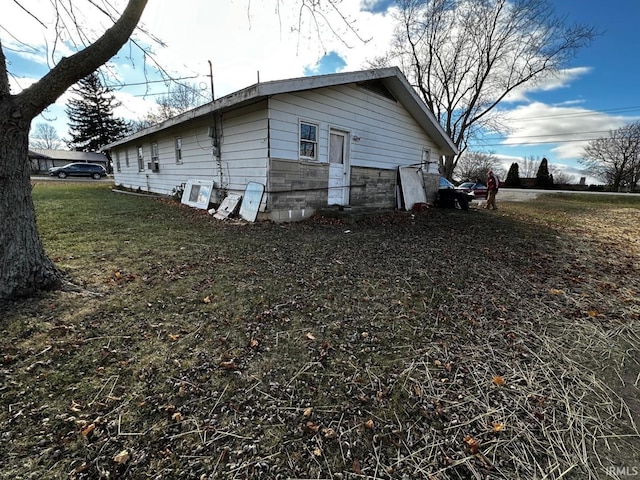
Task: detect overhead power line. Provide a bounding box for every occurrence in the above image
[104,75,203,88]
[479,137,603,147]
[504,105,640,122]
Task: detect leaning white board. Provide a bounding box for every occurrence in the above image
[398,167,427,210]
[181,179,214,209]
[213,193,242,220]
[239,182,265,222]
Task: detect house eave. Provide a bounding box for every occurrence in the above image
[103,67,458,156]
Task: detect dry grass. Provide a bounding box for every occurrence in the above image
[0,184,638,479]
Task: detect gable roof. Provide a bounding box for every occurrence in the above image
[29,149,108,162]
[104,67,458,155]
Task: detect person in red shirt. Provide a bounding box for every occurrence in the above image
[486,170,499,210]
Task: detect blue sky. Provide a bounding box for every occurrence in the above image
[3,0,638,183]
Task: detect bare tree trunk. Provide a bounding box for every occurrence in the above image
[0,0,148,301]
[0,109,62,299]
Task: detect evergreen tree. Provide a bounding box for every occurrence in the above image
[505,162,521,187]
[66,72,129,152]
[535,157,552,188]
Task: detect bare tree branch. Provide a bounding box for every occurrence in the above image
[387,0,596,179]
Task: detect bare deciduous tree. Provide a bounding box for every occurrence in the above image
[133,83,211,130]
[580,122,640,191]
[520,155,543,178]
[454,151,500,183]
[380,0,595,180]
[30,122,63,149]
[0,0,148,301]
[548,164,576,185]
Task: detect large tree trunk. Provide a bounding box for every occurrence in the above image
[0,107,62,299]
[0,0,148,302]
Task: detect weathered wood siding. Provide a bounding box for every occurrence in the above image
[111,102,269,199]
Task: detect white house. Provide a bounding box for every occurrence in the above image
[104,67,457,221]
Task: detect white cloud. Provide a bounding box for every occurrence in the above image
[503,67,591,103]
[499,102,631,159]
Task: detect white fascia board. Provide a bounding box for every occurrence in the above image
[103,67,457,156]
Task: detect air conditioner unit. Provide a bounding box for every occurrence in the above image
[148,162,159,172]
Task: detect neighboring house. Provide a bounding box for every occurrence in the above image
[104,67,458,221]
[29,149,110,174]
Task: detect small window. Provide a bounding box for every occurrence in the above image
[300,122,318,160]
[151,142,159,163]
[115,152,121,173]
[421,149,433,173]
[175,137,182,164]
[137,146,144,172]
[125,149,130,168]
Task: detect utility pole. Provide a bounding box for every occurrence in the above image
[208,60,215,101]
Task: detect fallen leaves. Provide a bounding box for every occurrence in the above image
[463,435,480,454]
[113,450,130,464]
[492,375,506,386]
[219,359,238,370]
[80,423,95,437]
[491,422,505,433]
[305,421,320,433]
[5,197,639,480]
[321,427,337,439]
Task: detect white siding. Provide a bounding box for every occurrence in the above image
[268,84,441,170]
[112,102,269,197]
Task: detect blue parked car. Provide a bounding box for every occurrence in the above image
[49,163,107,180]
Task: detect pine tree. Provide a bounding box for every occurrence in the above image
[66,72,129,152]
[505,162,521,187]
[535,157,552,188]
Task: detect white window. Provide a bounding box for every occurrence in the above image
[175,137,182,164]
[125,149,130,168]
[137,146,144,172]
[299,122,318,160]
[115,152,121,173]
[421,149,435,174]
[151,142,159,163]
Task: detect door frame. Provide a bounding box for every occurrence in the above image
[327,127,351,206]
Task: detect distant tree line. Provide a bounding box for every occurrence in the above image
[454,153,574,189]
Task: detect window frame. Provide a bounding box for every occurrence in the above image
[421,148,435,174]
[151,142,159,163]
[137,146,144,172]
[175,137,183,164]
[124,149,130,168]
[299,121,319,161]
[115,151,121,173]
